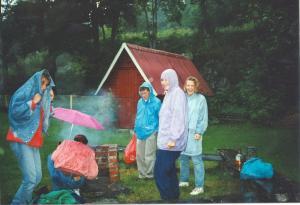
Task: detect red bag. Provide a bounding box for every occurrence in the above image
[124,134,137,164]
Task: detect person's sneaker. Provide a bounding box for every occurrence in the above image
[138,174,146,179]
[73,188,80,196]
[179,182,189,187]
[145,176,154,180]
[190,187,204,195]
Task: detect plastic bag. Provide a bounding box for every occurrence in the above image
[240,157,274,180]
[124,134,137,164]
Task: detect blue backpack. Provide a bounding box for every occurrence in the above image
[240,157,274,180]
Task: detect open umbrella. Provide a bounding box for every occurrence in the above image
[52,107,104,138]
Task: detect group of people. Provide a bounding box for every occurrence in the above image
[6,68,208,204]
[134,68,208,201]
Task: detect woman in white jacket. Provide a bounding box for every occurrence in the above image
[179,76,208,196]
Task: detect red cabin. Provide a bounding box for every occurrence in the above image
[95,43,213,128]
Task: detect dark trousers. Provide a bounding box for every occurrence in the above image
[154,149,181,201]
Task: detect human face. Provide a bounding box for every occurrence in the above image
[161,79,169,92]
[41,77,50,92]
[185,80,196,96]
[140,89,150,100]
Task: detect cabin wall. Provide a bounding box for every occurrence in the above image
[103,52,144,128]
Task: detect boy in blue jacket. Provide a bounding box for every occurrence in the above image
[134,82,161,179]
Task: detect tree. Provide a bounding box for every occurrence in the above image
[137,0,185,48]
[0,0,14,94]
[91,0,136,43]
[0,0,5,94]
[192,0,298,122]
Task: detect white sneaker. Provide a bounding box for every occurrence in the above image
[190,187,204,195]
[179,182,189,187]
[73,188,80,196]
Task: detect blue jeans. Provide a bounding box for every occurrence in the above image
[179,154,204,188]
[154,149,181,201]
[10,142,42,205]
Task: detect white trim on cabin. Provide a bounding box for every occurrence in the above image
[94,43,126,95]
[94,43,158,96]
[123,44,158,96]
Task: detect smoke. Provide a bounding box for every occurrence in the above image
[51,90,121,146]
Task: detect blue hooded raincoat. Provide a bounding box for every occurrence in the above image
[134,82,161,140]
[181,93,208,156]
[8,69,55,143]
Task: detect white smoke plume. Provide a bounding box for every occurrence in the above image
[50,91,127,146]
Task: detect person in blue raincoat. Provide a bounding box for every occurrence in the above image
[179,76,208,196]
[6,69,55,205]
[134,82,161,179]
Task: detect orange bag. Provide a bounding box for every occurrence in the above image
[124,134,137,164]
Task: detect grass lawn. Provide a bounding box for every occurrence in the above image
[0,111,299,204]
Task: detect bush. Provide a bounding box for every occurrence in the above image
[17,50,49,76]
[5,50,49,94]
[55,53,87,94]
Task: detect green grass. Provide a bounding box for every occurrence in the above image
[204,123,300,181]
[0,111,299,204]
[116,161,240,203]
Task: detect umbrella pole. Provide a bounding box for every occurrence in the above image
[69,124,74,139]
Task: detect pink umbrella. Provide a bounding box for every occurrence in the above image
[53,107,104,138]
